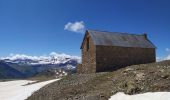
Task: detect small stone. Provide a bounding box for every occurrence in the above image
[125,68,134,71]
[161,75,169,79]
[135,72,145,81]
[100,94,105,98]
[159,69,164,72]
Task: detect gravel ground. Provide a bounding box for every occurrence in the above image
[27,60,170,100]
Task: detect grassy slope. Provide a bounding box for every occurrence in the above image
[0,62,25,79]
[28,70,57,81]
[27,60,170,100]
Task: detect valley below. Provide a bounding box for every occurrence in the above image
[0,53,80,79]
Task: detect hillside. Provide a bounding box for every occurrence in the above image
[27,60,170,100]
[0,61,25,79]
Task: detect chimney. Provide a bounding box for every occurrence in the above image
[143,33,147,39]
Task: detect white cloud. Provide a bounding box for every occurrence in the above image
[1,54,39,60]
[164,54,170,60]
[165,48,170,52]
[0,52,81,61]
[156,57,162,62]
[157,54,170,62]
[155,55,170,62]
[64,21,85,33]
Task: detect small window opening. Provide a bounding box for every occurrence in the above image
[87,38,89,51]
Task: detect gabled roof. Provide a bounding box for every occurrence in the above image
[81,30,156,49]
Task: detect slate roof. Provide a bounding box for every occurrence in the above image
[81,30,156,49]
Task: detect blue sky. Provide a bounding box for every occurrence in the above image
[0,0,170,59]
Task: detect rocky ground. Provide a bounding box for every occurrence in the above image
[27,60,170,100]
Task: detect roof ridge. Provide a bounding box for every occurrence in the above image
[85,29,156,48]
[87,29,145,36]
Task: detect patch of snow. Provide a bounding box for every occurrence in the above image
[67,65,76,69]
[109,92,170,100]
[0,79,60,100]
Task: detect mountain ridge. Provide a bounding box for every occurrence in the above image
[0,52,81,65]
[0,61,25,79]
[0,52,81,79]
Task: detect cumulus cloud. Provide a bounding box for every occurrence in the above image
[2,54,39,60]
[64,21,85,33]
[156,48,170,62]
[0,52,81,61]
[165,48,170,52]
[164,54,170,60]
[156,57,162,62]
[157,54,170,62]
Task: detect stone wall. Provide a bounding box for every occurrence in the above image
[77,33,96,74]
[76,64,82,73]
[96,46,156,72]
[77,32,156,74]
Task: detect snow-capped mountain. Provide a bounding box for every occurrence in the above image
[0,52,81,79]
[0,52,81,65]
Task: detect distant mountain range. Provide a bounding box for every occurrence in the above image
[0,52,81,79]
